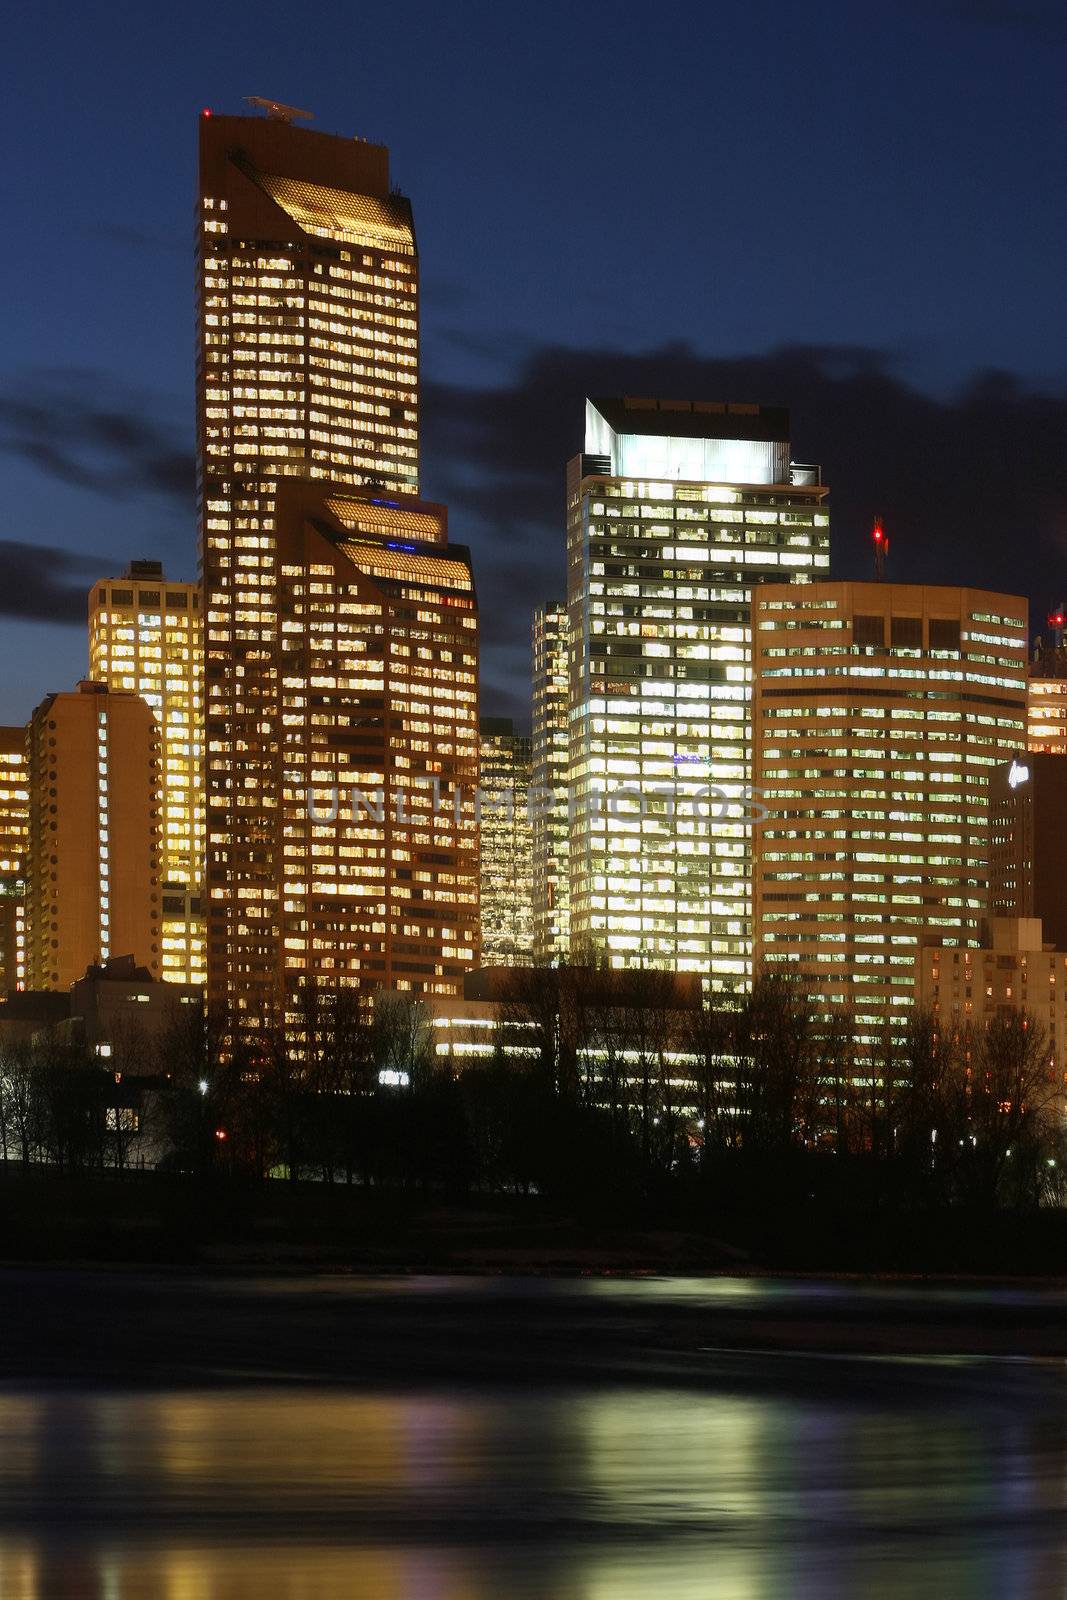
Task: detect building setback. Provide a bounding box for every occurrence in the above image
[752,582,1028,1036]
[990,751,1067,950]
[566,396,829,990]
[89,562,205,985]
[479,717,533,965]
[0,726,28,992]
[531,601,570,962]
[197,109,475,1035]
[25,682,161,991]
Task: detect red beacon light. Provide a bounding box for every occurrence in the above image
[201,108,213,118]
[871,517,889,579]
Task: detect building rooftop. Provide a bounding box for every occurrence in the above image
[588,395,790,443]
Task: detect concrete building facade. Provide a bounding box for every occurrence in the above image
[25,682,161,991]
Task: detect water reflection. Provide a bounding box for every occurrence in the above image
[0,1373,1065,1599]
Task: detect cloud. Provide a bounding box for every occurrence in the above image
[0,371,194,505]
[902,0,1064,32]
[0,540,116,623]
[85,222,185,255]
[424,339,1067,720]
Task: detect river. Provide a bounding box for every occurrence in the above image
[0,1272,1064,1597]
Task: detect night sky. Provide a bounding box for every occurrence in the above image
[4,0,1067,727]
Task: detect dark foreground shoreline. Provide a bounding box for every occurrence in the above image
[0,1168,1066,1381]
[2,1164,1067,1273]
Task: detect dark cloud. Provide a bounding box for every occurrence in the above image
[0,372,194,505]
[85,221,185,255]
[424,339,1067,722]
[0,540,116,623]
[903,0,1064,32]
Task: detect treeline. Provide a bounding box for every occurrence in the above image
[0,972,1063,1218]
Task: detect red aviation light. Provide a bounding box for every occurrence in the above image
[201,108,213,118]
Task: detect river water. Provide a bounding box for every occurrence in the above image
[0,1273,1064,1597]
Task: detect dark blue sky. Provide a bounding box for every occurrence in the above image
[3,0,1067,723]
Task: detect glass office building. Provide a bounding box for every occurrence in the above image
[566,396,829,990]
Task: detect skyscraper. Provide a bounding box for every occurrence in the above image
[989,750,1067,949]
[0,727,28,993]
[89,562,205,984]
[197,107,475,1034]
[566,397,829,989]
[479,716,533,965]
[751,582,1028,1036]
[1026,642,1067,754]
[531,601,570,963]
[25,682,161,991]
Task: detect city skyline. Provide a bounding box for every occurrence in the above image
[3,1,1067,727]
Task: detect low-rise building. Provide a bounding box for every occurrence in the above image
[918,917,1067,1069]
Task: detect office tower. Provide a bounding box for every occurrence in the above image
[89,562,205,985]
[918,918,1067,1072]
[566,396,829,990]
[752,582,1028,1037]
[1026,642,1067,753]
[0,727,28,992]
[531,602,570,962]
[197,107,474,1033]
[478,716,533,964]
[25,682,161,991]
[989,751,1067,948]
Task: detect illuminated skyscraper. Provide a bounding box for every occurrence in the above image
[531,602,570,962]
[89,562,204,985]
[197,107,475,1034]
[567,397,829,990]
[479,716,533,964]
[0,727,28,992]
[752,582,1028,1036]
[25,682,161,991]
[1026,641,1067,753]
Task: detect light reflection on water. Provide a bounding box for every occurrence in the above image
[0,1377,1065,1599]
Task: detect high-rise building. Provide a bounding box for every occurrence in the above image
[479,716,533,964]
[989,750,1067,949]
[566,396,829,990]
[752,582,1028,1036]
[89,562,205,985]
[1026,642,1067,754]
[0,727,28,992]
[25,682,161,991]
[197,108,475,1034]
[531,602,570,962]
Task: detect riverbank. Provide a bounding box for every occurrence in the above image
[0,1165,1066,1280]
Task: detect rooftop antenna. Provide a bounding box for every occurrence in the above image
[1047,601,1065,651]
[244,96,314,124]
[872,516,888,581]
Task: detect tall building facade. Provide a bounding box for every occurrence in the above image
[25,682,161,991]
[566,397,829,990]
[89,562,205,985]
[198,109,476,1034]
[989,751,1067,949]
[479,716,533,965]
[1026,643,1067,753]
[531,601,570,962]
[0,727,28,992]
[752,582,1028,1036]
